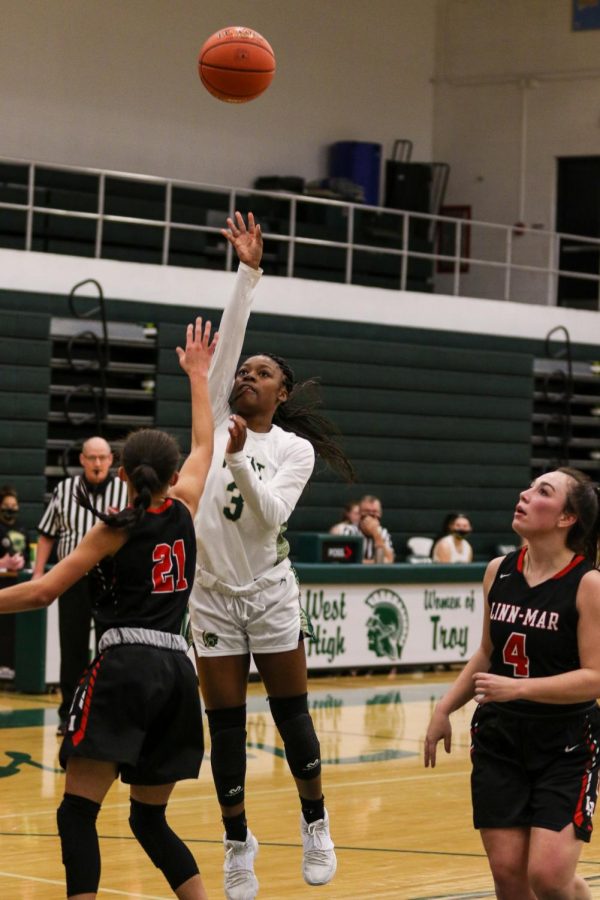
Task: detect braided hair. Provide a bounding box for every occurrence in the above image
[77,429,180,530]
[558,467,600,566]
[261,353,355,482]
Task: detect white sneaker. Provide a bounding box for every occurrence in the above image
[223,829,259,900]
[301,809,337,886]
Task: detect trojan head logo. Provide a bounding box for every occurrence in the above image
[202,632,219,648]
[364,589,409,662]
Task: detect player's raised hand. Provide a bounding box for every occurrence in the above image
[176,317,218,378]
[221,211,263,270]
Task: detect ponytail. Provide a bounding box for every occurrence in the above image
[76,463,158,531]
[588,484,600,568]
[76,429,180,531]
[264,354,355,482]
[558,467,600,567]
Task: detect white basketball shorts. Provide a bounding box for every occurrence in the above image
[190,566,302,656]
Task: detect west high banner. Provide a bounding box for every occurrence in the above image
[40,574,485,686]
[300,581,483,669]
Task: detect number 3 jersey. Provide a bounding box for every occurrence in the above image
[93,498,196,635]
[196,422,314,587]
[192,262,315,590]
[488,546,593,714]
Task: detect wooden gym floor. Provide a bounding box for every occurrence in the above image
[2,671,600,899]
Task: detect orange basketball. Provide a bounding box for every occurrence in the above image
[198,26,275,103]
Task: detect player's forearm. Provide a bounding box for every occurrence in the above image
[0,577,55,613]
[436,647,491,715]
[513,670,600,705]
[189,372,214,455]
[225,454,289,528]
[208,263,262,424]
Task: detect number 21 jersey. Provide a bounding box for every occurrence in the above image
[94,497,196,635]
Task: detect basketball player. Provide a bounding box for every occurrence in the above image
[425,468,600,900]
[0,317,217,900]
[189,212,354,899]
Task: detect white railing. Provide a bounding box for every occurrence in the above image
[1,157,599,308]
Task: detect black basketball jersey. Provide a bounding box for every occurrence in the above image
[488,547,593,714]
[94,497,196,635]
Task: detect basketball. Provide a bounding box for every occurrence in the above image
[198,26,275,103]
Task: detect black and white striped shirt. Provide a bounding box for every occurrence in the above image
[37,475,129,560]
[335,522,394,561]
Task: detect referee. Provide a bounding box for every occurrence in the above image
[32,436,128,735]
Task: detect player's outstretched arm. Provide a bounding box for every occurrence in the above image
[206,212,263,427]
[173,317,217,516]
[0,524,126,613]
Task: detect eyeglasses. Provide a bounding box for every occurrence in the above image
[0,507,18,513]
[82,454,111,462]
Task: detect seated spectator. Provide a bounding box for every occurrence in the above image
[431,512,473,563]
[0,485,29,677]
[0,485,29,573]
[334,494,395,564]
[329,500,360,535]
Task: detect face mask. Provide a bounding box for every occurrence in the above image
[453,529,471,538]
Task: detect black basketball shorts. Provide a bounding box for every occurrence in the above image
[59,644,204,785]
[470,702,600,842]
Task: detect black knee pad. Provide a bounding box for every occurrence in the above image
[207,705,247,807]
[57,792,101,897]
[129,799,199,892]
[269,694,321,781]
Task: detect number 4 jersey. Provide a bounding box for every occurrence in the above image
[93,498,196,635]
[488,546,594,714]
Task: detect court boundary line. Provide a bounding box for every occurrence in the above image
[0,868,169,898]
[3,828,600,866]
[0,769,472,822]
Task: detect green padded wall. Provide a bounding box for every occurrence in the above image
[0,311,51,530]
[153,315,534,560]
[0,286,572,558]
